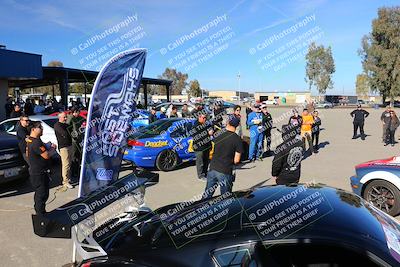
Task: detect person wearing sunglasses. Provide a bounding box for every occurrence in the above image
[16,114,30,163]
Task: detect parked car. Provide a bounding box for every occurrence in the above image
[0,115,59,147]
[315,101,334,108]
[0,132,29,184]
[76,184,400,266]
[154,102,196,117]
[263,99,278,105]
[350,156,400,216]
[123,118,196,171]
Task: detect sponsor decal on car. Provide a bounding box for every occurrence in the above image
[145,140,168,148]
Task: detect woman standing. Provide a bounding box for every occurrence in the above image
[385,111,400,147]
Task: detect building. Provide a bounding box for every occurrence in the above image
[208,90,251,101]
[255,91,311,105]
[0,47,172,120]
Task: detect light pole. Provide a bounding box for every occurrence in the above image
[237,71,241,103]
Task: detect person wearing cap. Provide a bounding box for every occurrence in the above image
[261,104,273,154]
[300,108,314,154]
[381,106,392,143]
[247,104,264,161]
[272,124,303,185]
[202,115,243,199]
[156,106,167,119]
[149,106,157,123]
[350,105,369,140]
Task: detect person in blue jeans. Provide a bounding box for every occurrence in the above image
[247,104,264,161]
[202,115,243,199]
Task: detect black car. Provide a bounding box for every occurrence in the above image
[74,184,400,267]
[0,132,28,184]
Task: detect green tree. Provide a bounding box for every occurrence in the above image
[47,60,64,67]
[188,80,201,97]
[359,6,400,104]
[355,74,370,97]
[305,42,336,95]
[159,68,188,95]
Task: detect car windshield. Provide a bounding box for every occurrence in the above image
[135,120,175,138]
[42,118,58,129]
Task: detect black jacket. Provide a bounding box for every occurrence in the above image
[54,121,72,149]
[262,112,273,132]
[272,130,303,185]
[350,109,369,123]
[312,116,321,132]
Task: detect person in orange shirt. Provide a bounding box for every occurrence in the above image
[301,108,314,154]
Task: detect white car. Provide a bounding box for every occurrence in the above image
[154,102,195,117]
[315,101,334,108]
[0,115,59,148]
[263,99,278,105]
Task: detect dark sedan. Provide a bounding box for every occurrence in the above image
[79,184,400,266]
[0,132,29,184]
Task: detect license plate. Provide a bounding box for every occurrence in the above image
[4,167,19,178]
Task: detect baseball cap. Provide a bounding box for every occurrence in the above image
[228,114,240,128]
[161,107,167,112]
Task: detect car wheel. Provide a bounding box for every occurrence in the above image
[155,149,178,171]
[363,180,400,216]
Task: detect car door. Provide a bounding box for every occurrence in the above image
[169,121,194,160]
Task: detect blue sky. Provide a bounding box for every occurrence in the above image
[1,0,398,95]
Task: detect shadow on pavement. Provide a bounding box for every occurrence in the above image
[0,161,62,199]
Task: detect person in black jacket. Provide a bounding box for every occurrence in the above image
[311,110,321,152]
[148,107,157,124]
[54,112,73,190]
[261,105,273,153]
[10,104,22,118]
[191,112,214,181]
[350,105,369,140]
[16,114,30,163]
[272,124,303,185]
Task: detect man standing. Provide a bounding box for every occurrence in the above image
[54,112,73,190]
[300,108,314,154]
[148,106,157,123]
[247,104,263,161]
[182,103,191,118]
[233,105,243,139]
[169,105,178,118]
[351,105,369,140]
[312,110,322,152]
[10,104,22,118]
[26,121,56,214]
[272,124,304,185]
[5,97,13,119]
[191,112,213,181]
[69,108,84,179]
[381,106,391,143]
[202,115,243,199]
[16,115,30,163]
[156,107,167,119]
[261,105,273,154]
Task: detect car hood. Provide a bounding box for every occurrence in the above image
[0,132,18,149]
[356,156,400,169]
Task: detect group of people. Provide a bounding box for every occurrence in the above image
[4,97,79,119]
[15,107,84,215]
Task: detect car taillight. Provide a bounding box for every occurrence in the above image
[81,262,91,267]
[127,139,144,147]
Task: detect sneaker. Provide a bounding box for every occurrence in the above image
[198,176,207,182]
[352,136,357,139]
[64,183,74,189]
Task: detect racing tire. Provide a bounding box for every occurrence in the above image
[363,180,400,216]
[155,150,179,171]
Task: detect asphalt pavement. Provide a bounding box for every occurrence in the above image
[1,106,399,266]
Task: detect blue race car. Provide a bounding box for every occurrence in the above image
[350,156,400,216]
[124,118,196,171]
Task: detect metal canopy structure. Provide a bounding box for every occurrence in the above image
[8,66,172,108]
